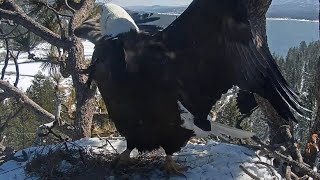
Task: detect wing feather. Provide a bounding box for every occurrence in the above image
[225,34,308,121]
[157,0,308,123]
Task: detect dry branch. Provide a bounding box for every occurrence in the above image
[252,136,320,179]
[273,151,320,179]
[239,164,260,180]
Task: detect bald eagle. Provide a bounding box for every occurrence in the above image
[77,0,307,174]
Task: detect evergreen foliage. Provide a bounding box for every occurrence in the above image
[275,41,320,144]
[4,72,56,150]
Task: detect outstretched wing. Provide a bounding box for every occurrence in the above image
[157,0,307,123]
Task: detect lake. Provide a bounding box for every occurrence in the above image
[266,19,318,57]
[147,13,319,57]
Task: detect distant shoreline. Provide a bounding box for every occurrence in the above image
[267,18,318,23]
[156,12,319,23]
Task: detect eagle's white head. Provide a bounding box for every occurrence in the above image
[99,3,139,38]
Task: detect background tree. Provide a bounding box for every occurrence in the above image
[274,41,320,146]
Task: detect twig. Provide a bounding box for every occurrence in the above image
[0,59,55,65]
[3,72,38,78]
[9,51,20,87]
[0,30,30,40]
[239,164,260,180]
[0,28,10,80]
[41,0,72,17]
[64,0,76,13]
[253,161,279,180]
[38,0,69,39]
[0,24,18,37]
[106,140,119,154]
[97,134,119,154]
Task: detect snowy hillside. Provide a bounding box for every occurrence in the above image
[0,138,281,179]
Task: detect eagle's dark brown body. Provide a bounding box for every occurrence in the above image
[90,34,194,154]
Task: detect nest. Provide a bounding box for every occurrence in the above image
[25,143,173,180]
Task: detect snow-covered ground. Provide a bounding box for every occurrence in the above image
[0,41,95,91]
[0,138,281,179]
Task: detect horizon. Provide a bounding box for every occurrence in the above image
[108,0,192,6]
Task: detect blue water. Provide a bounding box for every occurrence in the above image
[266,19,318,57]
[147,14,319,57]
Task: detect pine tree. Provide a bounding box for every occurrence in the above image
[274,40,320,146]
[4,72,57,150]
[0,0,97,138]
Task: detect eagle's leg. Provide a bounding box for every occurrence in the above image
[112,149,136,167]
[162,155,187,176]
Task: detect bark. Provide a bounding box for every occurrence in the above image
[67,0,96,138]
[68,37,96,138]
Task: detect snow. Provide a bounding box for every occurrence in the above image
[0,138,281,179]
[0,44,50,90]
[0,41,95,91]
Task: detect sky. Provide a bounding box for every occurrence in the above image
[108,0,192,6]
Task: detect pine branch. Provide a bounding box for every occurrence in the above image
[0,79,56,121]
[0,0,71,48]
